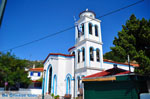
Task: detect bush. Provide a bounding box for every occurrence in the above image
[54,95,60,99]
[51,93,54,97]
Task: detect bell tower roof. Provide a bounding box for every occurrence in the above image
[79,9,96,18]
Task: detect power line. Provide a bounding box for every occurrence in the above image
[2,26,75,52]
[97,0,144,19]
[1,0,144,52]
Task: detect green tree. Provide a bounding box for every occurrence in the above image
[104,14,150,75]
[0,52,31,90]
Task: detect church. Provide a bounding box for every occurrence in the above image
[42,9,137,98]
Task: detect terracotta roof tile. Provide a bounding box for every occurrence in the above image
[83,67,130,79]
[68,46,75,52]
[29,67,44,72]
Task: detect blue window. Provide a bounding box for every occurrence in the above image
[38,72,41,76]
[30,72,33,76]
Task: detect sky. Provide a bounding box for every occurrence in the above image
[0,0,149,61]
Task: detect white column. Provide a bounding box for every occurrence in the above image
[94,49,96,62]
[98,23,102,43]
[80,50,82,68]
[84,22,88,39]
[92,24,95,36]
[100,46,103,68]
[75,50,78,69]
[85,44,89,67]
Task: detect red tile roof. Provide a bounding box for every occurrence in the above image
[68,46,75,52]
[29,67,44,72]
[43,53,74,64]
[103,59,139,67]
[83,67,130,79]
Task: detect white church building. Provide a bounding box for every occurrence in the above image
[42,9,137,98]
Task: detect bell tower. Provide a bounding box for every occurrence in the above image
[75,9,102,44]
[69,9,103,75]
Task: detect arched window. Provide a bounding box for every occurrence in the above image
[90,47,94,61]
[95,25,98,36]
[89,23,92,35]
[78,50,80,63]
[81,24,84,35]
[96,49,100,62]
[82,48,85,61]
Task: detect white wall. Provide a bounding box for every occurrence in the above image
[43,55,74,97]
[28,71,43,81]
[103,62,134,72]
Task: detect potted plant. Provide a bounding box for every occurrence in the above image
[51,93,54,98]
[54,95,60,99]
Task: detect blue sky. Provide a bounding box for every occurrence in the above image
[0,0,149,61]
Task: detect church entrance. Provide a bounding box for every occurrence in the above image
[48,67,52,94]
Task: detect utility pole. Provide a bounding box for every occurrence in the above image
[128,55,131,73]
